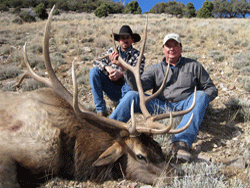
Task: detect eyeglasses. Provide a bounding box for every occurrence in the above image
[164,44,181,49]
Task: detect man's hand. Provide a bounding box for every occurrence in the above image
[109,52,127,72]
[105,66,123,81]
[109,52,120,66]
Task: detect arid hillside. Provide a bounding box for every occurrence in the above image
[0,11,250,187]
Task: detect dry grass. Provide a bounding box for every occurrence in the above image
[1,11,250,187]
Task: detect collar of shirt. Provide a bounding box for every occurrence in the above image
[164,56,182,71]
[119,46,132,59]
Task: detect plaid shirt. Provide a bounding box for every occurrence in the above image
[93,45,145,75]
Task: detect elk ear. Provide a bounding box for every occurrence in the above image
[93,142,124,166]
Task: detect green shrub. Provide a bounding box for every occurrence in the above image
[30,44,43,54]
[0,3,9,11]
[20,79,46,91]
[94,4,111,18]
[208,50,225,62]
[225,98,250,122]
[53,8,60,15]
[12,17,23,24]
[197,1,214,18]
[232,52,250,73]
[185,53,200,60]
[124,1,141,14]
[1,80,17,92]
[19,9,36,23]
[50,52,67,68]
[12,7,21,14]
[0,45,12,55]
[77,66,91,85]
[242,76,250,92]
[166,163,226,187]
[35,3,48,20]
[0,65,21,81]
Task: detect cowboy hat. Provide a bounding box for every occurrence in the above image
[113,25,141,43]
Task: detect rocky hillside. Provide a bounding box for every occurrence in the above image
[0,11,250,187]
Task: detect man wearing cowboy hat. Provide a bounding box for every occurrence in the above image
[89,25,145,117]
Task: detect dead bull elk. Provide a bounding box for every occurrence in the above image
[0,6,196,188]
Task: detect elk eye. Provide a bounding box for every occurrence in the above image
[136,154,146,162]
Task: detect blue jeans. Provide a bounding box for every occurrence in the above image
[109,90,209,147]
[89,67,131,113]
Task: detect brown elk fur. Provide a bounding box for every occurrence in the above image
[0,88,169,187]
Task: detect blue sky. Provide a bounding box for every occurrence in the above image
[113,0,204,13]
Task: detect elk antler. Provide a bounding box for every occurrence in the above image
[16,6,138,135]
[16,6,195,137]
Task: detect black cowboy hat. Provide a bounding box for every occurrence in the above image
[113,25,141,43]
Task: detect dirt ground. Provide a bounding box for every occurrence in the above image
[39,60,250,187]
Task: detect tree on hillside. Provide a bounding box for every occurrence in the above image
[94,3,110,17]
[237,0,250,18]
[183,2,196,18]
[94,1,124,17]
[228,0,250,18]
[108,1,125,13]
[149,2,167,13]
[149,1,185,16]
[212,0,230,17]
[212,0,250,18]
[124,1,141,14]
[197,0,214,18]
[165,1,185,17]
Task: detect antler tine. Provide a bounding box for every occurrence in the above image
[13,42,52,88]
[151,87,197,122]
[136,112,173,134]
[141,87,196,134]
[42,5,76,107]
[133,16,151,119]
[129,100,137,135]
[137,113,194,135]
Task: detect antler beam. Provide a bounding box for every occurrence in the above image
[16,6,196,136]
